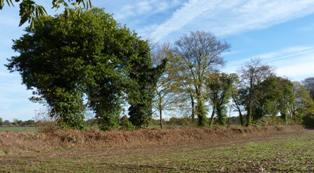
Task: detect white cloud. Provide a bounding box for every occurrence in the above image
[115,0,181,20]
[225,46,314,80]
[149,0,314,42]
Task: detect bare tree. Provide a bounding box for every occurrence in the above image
[240,59,273,126]
[152,44,187,128]
[172,31,230,126]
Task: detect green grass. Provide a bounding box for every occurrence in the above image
[1,130,314,172]
[0,126,37,132]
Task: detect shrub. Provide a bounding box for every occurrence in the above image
[37,121,60,134]
[119,116,135,130]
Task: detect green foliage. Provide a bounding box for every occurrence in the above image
[128,51,167,128]
[8,8,163,130]
[0,0,91,27]
[239,59,273,126]
[7,9,108,129]
[195,98,207,126]
[252,76,294,123]
[207,72,237,125]
[291,82,314,121]
[49,89,85,129]
[0,117,3,126]
[119,116,134,130]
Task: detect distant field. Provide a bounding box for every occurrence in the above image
[0,126,37,132]
[0,126,313,172]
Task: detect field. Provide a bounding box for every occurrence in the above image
[0,126,313,172]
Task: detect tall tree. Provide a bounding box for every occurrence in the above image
[240,59,273,126]
[231,76,246,126]
[7,8,156,130]
[152,44,180,129]
[206,72,237,126]
[172,31,230,126]
[254,75,294,123]
[127,41,167,128]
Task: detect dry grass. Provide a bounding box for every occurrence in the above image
[0,125,303,153]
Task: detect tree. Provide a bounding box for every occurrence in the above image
[231,76,246,126]
[206,72,237,126]
[127,42,167,128]
[7,8,155,130]
[166,50,196,121]
[0,0,92,27]
[254,75,294,123]
[152,44,177,129]
[7,10,93,129]
[304,77,314,100]
[291,82,314,121]
[172,31,230,126]
[240,59,273,126]
[0,117,3,126]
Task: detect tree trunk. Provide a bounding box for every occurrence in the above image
[247,90,253,126]
[158,94,163,129]
[209,105,215,127]
[159,108,163,129]
[238,108,244,126]
[190,94,195,121]
[196,93,206,126]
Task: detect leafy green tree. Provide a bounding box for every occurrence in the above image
[0,117,3,126]
[0,0,91,27]
[206,72,237,126]
[172,31,230,126]
[7,8,152,130]
[127,42,167,128]
[291,82,314,121]
[254,76,294,123]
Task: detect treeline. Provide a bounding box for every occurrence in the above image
[7,8,314,130]
[0,118,36,127]
[153,41,314,128]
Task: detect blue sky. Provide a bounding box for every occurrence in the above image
[1,0,314,120]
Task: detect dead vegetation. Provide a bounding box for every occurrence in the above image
[0,125,304,154]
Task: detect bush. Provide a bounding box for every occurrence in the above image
[302,112,314,129]
[119,116,135,130]
[255,116,285,126]
[37,121,60,133]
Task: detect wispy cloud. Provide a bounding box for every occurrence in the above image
[225,46,314,80]
[149,0,314,42]
[115,0,181,20]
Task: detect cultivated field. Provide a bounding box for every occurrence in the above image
[0,126,313,172]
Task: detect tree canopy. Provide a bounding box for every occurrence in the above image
[7,8,164,129]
